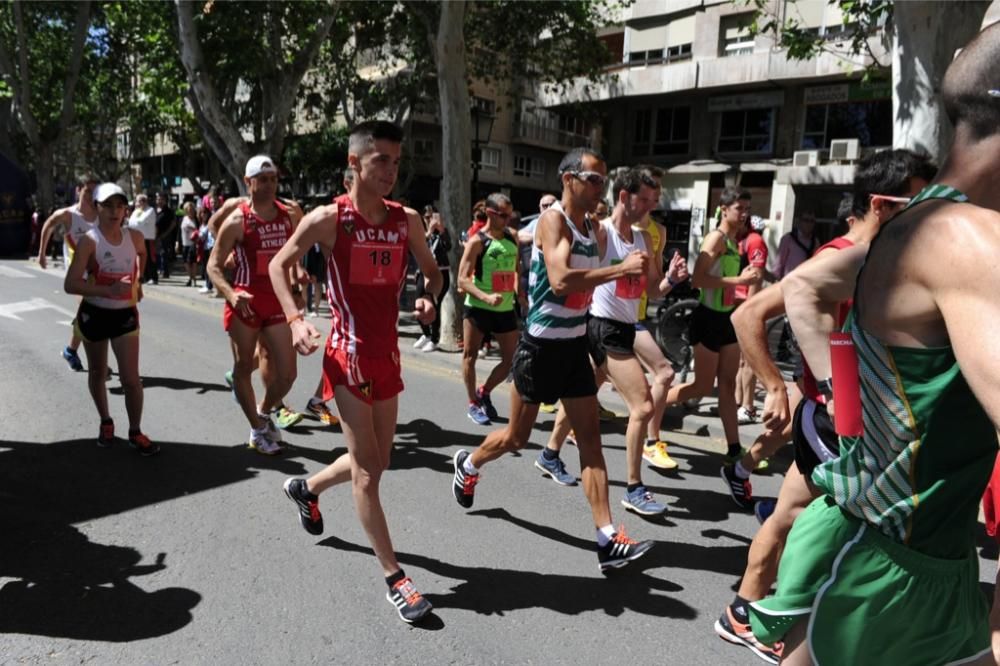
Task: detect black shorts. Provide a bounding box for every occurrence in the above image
[689,304,738,352]
[792,398,840,478]
[512,333,597,405]
[465,306,518,335]
[182,245,198,263]
[74,300,140,343]
[587,315,635,367]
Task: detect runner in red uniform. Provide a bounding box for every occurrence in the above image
[208,155,303,455]
[270,121,442,624]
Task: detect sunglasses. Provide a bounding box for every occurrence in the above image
[570,171,607,187]
[870,194,911,206]
[487,208,511,219]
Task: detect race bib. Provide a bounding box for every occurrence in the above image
[491,271,516,293]
[256,250,278,277]
[564,290,592,310]
[722,286,736,307]
[349,242,404,286]
[615,274,647,299]
[95,270,133,300]
[733,284,748,301]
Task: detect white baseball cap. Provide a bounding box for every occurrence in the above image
[94,183,128,204]
[245,155,277,179]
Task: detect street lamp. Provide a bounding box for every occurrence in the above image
[470,104,495,205]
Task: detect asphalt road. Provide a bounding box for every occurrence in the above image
[1,257,996,665]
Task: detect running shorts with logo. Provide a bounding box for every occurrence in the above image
[689,304,737,352]
[223,288,286,330]
[791,398,839,478]
[587,316,636,368]
[75,300,139,343]
[464,307,518,335]
[512,333,597,405]
[321,345,404,405]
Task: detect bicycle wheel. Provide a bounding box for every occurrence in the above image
[655,298,699,376]
[766,315,800,380]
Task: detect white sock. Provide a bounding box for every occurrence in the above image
[734,461,752,479]
[462,456,478,476]
[596,524,616,546]
[251,424,268,436]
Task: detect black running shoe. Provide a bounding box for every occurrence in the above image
[452,450,479,508]
[597,527,654,572]
[97,419,115,448]
[714,605,782,664]
[386,576,433,623]
[283,478,323,535]
[476,386,499,421]
[721,464,754,510]
[128,432,160,457]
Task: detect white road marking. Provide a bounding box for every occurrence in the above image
[0,297,76,321]
[0,265,35,278]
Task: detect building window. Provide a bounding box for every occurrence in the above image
[666,43,692,61]
[513,155,545,179]
[720,14,755,56]
[413,138,434,162]
[472,96,496,117]
[632,107,690,156]
[481,147,501,172]
[718,108,775,154]
[628,49,664,65]
[801,100,892,149]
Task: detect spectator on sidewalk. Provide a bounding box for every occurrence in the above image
[178,201,199,288]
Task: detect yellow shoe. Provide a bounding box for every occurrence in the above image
[643,441,679,470]
[539,403,557,413]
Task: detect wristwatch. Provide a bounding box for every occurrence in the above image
[816,378,834,400]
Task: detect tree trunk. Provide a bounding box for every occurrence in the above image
[892,1,989,162]
[431,0,471,350]
[35,142,55,214]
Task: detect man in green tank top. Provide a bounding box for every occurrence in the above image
[458,192,521,426]
[748,25,1000,665]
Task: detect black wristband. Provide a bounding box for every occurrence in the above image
[816,378,834,399]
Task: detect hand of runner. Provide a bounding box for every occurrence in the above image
[667,252,688,283]
[621,250,649,276]
[738,265,761,285]
[290,318,321,355]
[108,277,132,298]
[761,386,791,434]
[484,293,503,307]
[413,296,436,324]
[137,284,144,302]
[230,289,255,319]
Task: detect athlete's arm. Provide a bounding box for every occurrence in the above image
[783,243,866,383]
[732,282,791,432]
[537,211,646,294]
[282,199,310,297]
[207,212,249,311]
[690,230,758,290]
[269,203,338,355]
[208,196,248,240]
[129,228,147,302]
[406,209,442,323]
[457,235,499,306]
[36,208,70,269]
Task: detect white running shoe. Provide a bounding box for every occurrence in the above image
[737,406,758,425]
[421,340,437,352]
[413,334,429,348]
[248,429,281,455]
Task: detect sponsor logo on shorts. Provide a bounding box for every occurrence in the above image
[358,381,372,398]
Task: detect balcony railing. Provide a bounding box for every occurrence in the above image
[511,120,592,149]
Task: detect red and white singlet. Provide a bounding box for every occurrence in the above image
[232,201,293,294]
[326,194,409,355]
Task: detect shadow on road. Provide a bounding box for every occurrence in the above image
[109,375,231,395]
[0,437,309,641]
[319,535,697,620]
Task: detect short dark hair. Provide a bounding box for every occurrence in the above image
[612,166,662,201]
[836,195,854,226]
[485,192,511,210]
[348,120,404,155]
[942,22,1000,140]
[719,187,751,207]
[558,147,605,175]
[851,149,936,218]
[76,172,97,186]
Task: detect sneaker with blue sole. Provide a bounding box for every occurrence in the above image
[754,498,777,525]
[534,452,577,486]
[62,346,83,371]
[476,387,499,420]
[621,485,667,516]
[467,402,491,426]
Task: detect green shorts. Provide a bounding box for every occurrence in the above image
[749,495,990,666]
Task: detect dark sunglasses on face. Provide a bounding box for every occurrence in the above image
[487,208,511,219]
[569,171,607,187]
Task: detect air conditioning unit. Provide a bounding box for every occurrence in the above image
[830,138,860,161]
[793,150,822,167]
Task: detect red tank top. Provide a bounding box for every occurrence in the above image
[326,194,410,356]
[232,201,293,294]
[801,236,855,402]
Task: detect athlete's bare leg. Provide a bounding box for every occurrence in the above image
[470,385,540,467]
[716,342,742,447]
[258,324,297,414]
[737,460,817,601]
[561,395,612,527]
[605,352,653,486]
[481,329,518,395]
[739,383,801,472]
[328,388,400,575]
[461,318,485,402]
[738,355,757,413]
[69,332,82,352]
[82,339,110,420]
[110,334,142,431]
[228,318,265,429]
[633,328,675,441]
[665,343,718,405]
[779,621,811,666]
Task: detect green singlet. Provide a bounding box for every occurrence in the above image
[698,232,740,313]
[465,229,518,313]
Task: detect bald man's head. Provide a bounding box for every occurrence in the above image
[942,22,1000,140]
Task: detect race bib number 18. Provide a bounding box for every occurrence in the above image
[350,242,404,286]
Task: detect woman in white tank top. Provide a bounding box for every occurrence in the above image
[64,183,158,456]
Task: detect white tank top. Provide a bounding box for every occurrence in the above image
[590,219,647,324]
[85,226,139,309]
[63,204,97,264]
